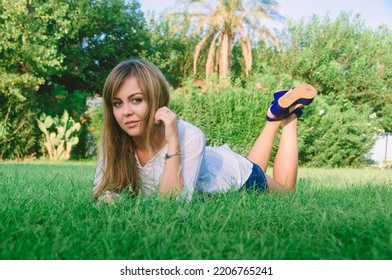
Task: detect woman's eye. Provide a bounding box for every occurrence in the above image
[132,98,142,104]
[113,101,122,107]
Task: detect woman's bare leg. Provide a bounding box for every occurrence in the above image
[247,109,299,193]
[247,112,281,173]
[272,113,298,192]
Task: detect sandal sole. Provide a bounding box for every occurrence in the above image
[277,84,317,108]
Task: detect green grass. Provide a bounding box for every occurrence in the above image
[1,162,392,260]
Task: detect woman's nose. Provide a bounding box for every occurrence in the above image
[123,103,134,116]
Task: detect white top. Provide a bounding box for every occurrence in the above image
[94,120,253,200]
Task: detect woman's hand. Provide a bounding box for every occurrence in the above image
[97,191,123,206]
[154,107,179,144]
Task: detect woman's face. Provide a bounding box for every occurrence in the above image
[112,76,148,139]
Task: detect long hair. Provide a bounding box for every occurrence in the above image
[93,59,170,198]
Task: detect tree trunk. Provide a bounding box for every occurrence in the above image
[206,32,219,81]
[218,32,230,85]
[241,37,252,76]
[194,35,210,75]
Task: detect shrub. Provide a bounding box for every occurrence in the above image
[0,95,38,160]
[266,13,392,131]
[170,81,270,155]
[170,82,383,167]
[297,97,383,167]
[89,104,104,145]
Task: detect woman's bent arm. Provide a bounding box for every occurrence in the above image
[159,139,183,195]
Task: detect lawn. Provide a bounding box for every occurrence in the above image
[0,162,391,260]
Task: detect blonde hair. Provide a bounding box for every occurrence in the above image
[93,59,170,198]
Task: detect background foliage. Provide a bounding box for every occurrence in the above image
[169,83,380,167]
[274,13,392,131]
[0,0,149,159]
[0,0,70,159]
[1,1,391,167]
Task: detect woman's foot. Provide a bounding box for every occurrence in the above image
[270,84,317,117]
[266,107,289,122]
[266,104,303,122]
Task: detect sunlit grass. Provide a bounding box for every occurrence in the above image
[1,163,391,260]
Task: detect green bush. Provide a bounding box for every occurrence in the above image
[0,97,37,160]
[0,0,71,160]
[89,104,104,145]
[171,81,270,155]
[261,12,392,131]
[170,82,382,167]
[297,97,382,167]
[36,85,89,119]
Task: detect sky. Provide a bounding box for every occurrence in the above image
[138,0,392,30]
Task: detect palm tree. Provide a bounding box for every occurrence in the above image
[169,0,284,84]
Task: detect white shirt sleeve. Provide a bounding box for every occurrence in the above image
[177,121,206,201]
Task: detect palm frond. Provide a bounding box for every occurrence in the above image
[168,0,285,81]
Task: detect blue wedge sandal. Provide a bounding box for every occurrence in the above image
[266,89,290,121]
[269,84,317,117]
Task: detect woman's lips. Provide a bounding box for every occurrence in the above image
[124,120,139,128]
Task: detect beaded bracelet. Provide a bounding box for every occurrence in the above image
[164,151,181,161]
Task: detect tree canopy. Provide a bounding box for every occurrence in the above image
[54,0,149,94]
[0,0,71,158]
[168,0,284,83]
[0,0,150,159]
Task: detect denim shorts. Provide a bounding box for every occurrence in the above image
[243,163,268,192]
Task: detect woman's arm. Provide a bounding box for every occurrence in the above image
[160,137,183,195]
[155,107,183,196]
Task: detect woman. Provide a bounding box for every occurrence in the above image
[93,59,317,202]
